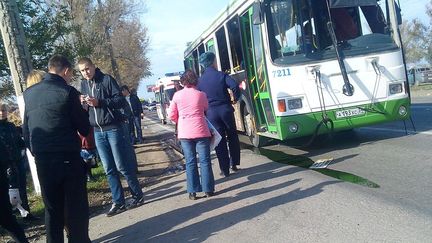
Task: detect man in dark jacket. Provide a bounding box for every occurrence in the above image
[197,52,241,177]
[78,57,144,217]
[121,85,144,144]
[23,55,91,243]
[0,103,28,243]
[1,110,36,221]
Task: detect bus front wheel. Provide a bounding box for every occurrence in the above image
[242,103,268,148]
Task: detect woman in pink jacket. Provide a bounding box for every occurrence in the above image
[169,70,215,200]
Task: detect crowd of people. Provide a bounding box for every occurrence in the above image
[0,51,241,242]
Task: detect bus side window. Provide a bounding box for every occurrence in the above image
[198,44,206,74]
[216,26,231,74]
[198,44,205,56]
[206,39,215,53]
[192,50,199,76]
[184,55,194,71]
[268,1,302,57]
[227,16,245,72]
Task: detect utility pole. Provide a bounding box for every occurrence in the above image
[0,0,32,96]
[0,0,41,195]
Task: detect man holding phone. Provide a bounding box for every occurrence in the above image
[78,57,144,217]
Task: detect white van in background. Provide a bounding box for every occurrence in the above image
[408,67,432,85]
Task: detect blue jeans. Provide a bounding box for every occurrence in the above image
[180,138,214,193]
[94,127,143,205]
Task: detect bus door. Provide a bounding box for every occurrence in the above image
[240,9,277,134]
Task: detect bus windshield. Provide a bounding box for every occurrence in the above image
[265,0,398,65]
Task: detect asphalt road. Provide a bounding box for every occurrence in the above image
[29,94,432,243]
[131,96,431,242]
[144,96,432,218]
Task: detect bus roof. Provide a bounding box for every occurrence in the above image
[184,0,248,57]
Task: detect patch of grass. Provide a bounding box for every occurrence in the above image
[28,193,44,216]
[87,165,108,191]
[27,174,45,217]
[26,164,108,217]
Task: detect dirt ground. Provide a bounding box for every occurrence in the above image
[410,84,432,97]
[87,139,184,215]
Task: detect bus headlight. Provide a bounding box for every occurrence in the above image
[288,123,298,133]
[389,83,403,95]
[288,98,303,110]
[398,105,407,116]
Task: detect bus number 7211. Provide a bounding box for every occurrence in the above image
[272,68,291,78]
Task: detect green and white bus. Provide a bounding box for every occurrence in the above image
[184,0,410,147]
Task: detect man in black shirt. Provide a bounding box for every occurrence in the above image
[23,55,91,243]
[121,85,144,144]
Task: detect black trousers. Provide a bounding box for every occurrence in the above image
[0,166,28,243]
[206,104,241,175]
[35,153,91,243]
[18,157,30,211]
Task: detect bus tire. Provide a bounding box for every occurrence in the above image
[242,101,268,148]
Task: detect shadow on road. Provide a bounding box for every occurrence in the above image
[93,161,339,242]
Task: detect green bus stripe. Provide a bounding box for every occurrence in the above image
[276,98,410,140]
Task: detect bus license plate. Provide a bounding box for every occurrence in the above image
[335,108,365,119]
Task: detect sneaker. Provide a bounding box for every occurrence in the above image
[231,165,239,172]
[106,204,126,217]
[204,192,214,198]
[219,171,230,178]
[188,193,197,200]
[23,213,40,221]
[127,196,144,209]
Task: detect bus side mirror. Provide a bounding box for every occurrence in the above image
[395,1,402,25]
[252,1,264,25]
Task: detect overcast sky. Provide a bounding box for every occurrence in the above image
[137,0,431,100]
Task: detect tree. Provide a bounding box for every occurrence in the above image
[66,0,151,90]
[111,19,151,90]
[424,0,432,65]
[0,0,74,100]
[400,18,428,65]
